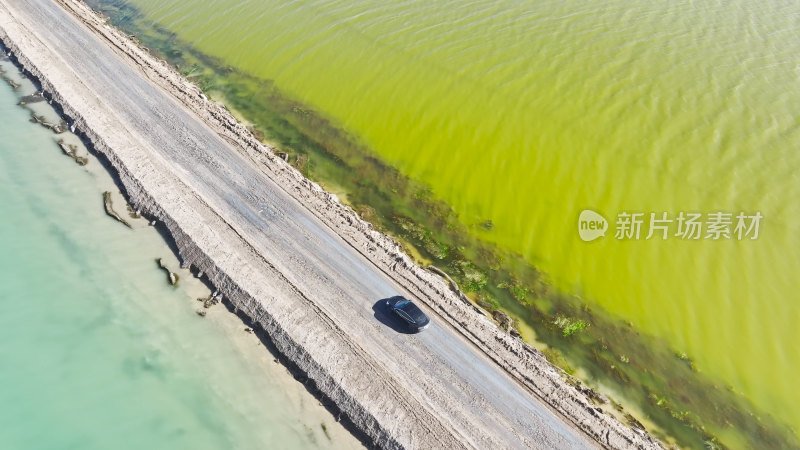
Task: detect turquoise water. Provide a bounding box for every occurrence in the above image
[0,62,359,449]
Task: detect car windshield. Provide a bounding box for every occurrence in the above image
[394,299,410,308]
[400,301,426,321]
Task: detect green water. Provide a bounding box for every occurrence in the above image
[0,62,359,449]
[120,0,800,443]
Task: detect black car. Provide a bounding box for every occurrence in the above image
[387,296,431,332]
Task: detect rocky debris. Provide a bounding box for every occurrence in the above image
[57,139,88,165]
[293,153,308,172]
[585,388,610,405]
[3,76,19,89]
[273,150,289,161]
[427,265,464,299]
[568,377,610,405]
[102,191,131,228]
[196,293,220,308]
[29,111,67,133]
[492,309,514,332]
[426,265,487,317]
[126,204,141,219]
[18,90,44,105]
[625,413,646,431]
[156,258,179,286]
[196,309,207,317]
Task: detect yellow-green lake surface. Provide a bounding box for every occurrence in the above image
[99,0,800,446]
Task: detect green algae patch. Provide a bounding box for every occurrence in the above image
[84,1,799,448]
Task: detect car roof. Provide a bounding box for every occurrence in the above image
[398,300,428,324]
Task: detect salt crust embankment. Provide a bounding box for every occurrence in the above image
[0,0,663,448]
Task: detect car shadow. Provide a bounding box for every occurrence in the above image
[373,297,415,334]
